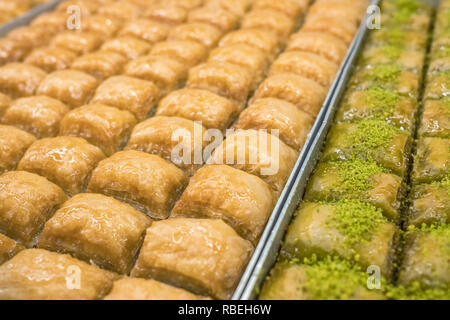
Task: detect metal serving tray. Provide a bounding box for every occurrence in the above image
[0,0,63,37]
[233,0,381,300]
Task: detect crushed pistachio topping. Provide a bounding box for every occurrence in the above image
[327,159,385,198]
[379,45,402,60]
[407,224,450,256]
[386,281,450,300]
[300,256,373,300]
[367,65,402,83]
[364,87,398,118]
[350,119,400,157]
[383,29,406,44]
[441,96,450,108]
[433,45,450,59]
[327,200,386,246]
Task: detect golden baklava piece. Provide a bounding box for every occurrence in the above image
[208,44,269,88]
[118,19,169,44]
[100,36,151,60]
[91,75,160,121]
[39,193,151,274]
[82,15,123,39]
[124,55,187,94]
[168,22,223,50]
[97,1,140,20]
[205,0,253,17]
[241,9,295,39]
[125,116,208,175]
[253,0,307,20]
[104,278,205,300]
[131,218,253,300]
[149,40,207,68]
[0,63,46,99]
[172,165,274,244]
[0,93,11,120]
[269,51,339,88]
[187,61,253,106]
[87,150,188,219]
[7,26,54,49]
[31,12,68,33]
[50,31,103,56]
[0,125,36,175]
[208,130,298,196]
[188,6,239,32]
[233,98,314,151]
[37,70,98,108]
[167,0,203,10]
[17,136,105,196]
[219,28,281,57]
[143,4,187,26]
[0,249,117,300]
[0,171,67,246]
[71,50,128,80]
[56,0,99,16]
[0,233,23,265]
[286,31,348,65]
[302,16,357,45]
[253,73,327,117]
[1,96,69,138]
[59,104,137,156]
[157,88,238,130]
[0,39,29,65]
[24,47,77,73]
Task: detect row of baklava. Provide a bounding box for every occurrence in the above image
[0,0,257,300]
[394,0,450,300]
[0,0,313,300]
[0,0,368,300]
[0,0,51,25]
[260,0,449,300]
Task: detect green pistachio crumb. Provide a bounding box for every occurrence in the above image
[328,200,387,246]
[364,87,398,118]
[367,64,402,83]
[327,159,385,198]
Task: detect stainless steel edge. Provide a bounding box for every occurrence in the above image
[0,0,64,37]
[235,0,381,300]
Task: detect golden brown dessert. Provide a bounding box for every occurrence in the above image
[149,40,207,67]
[233,98,314,151]
[0,63,46,99]
[241,9,295,39]
[50,31,103,56]
[0,125,36,175]
[100,36,151,60]
[187,61,253,106]
[36,70,98,109]
[59,104,137,156]
[0,171,67,246]
[0,39,29,65]
[87,150,188,219]
[302,16,358,45]
[91,75,161,121]
[0,92,11,119]
[131,218,253,300]
[124,55,187,93]
[207,130,298,196]
[7,26,54,49]
[218,28,281,57]
[1,96,69,139]
[38,193,151,274]
[143,4,187,26]
[269,51,339,88]
[156,88,239,130]
[286,31,348,65]
[0,233,23,265]
[253,0,306,20]
[31,12,68,33]
[71,50,128,80]
[205,0,253,17]
[168,22,223,50]
[172,165,274,244]
[0,249,117,300]
[17,136,105,196]
[125,116,209,175]
[97,1,140,20]
[252,73,327,117]
[118,19,169,44]
[104,278,205,300]
[24,47,77,73]
[188,6,239,32]
[83,15,123,39]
